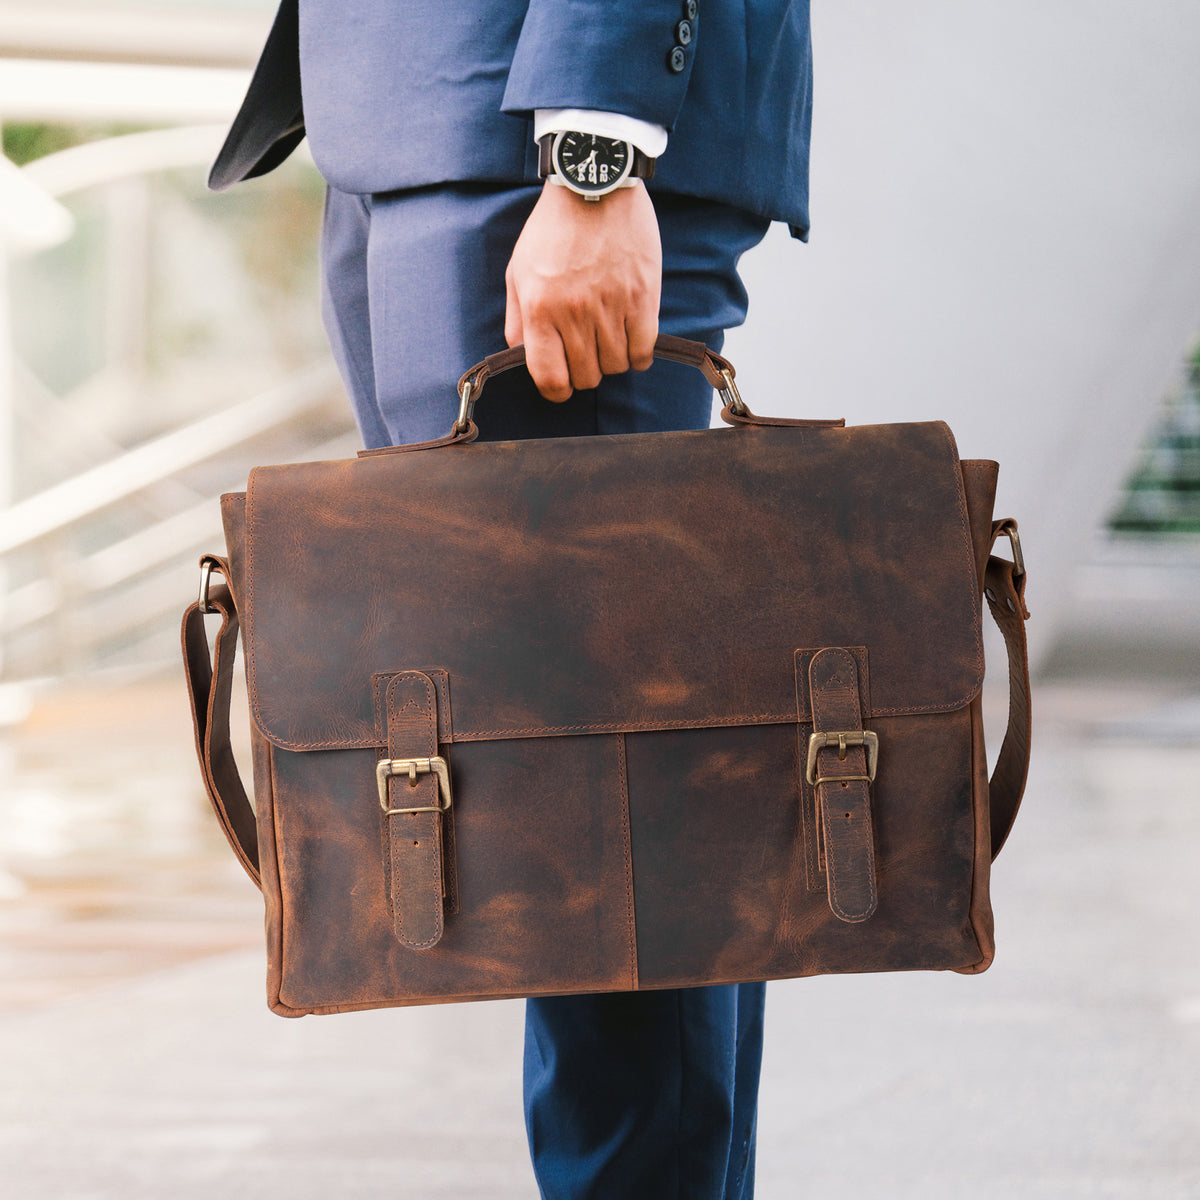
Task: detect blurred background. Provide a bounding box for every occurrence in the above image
[0,2,1197,1197]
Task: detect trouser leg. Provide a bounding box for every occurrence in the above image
[319,179,772,1200]
[524,982,766,1200]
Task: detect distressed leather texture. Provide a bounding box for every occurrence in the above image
[182,359,1031,1017]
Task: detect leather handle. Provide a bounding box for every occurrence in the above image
[181,543,1033,888]
[453,334,737,434]
[357,336,842,457]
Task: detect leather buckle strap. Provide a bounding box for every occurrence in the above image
[808,647,879,924]
[382,672,450,950]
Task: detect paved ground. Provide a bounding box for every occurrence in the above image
[0,674,1197,1198]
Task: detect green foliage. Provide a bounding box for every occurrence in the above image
[3,124,78,165]
[1110,349,1200,534]
[3,122,150,166]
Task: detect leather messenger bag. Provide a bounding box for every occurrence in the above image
[183,336,1031,1017]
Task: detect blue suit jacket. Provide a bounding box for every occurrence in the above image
[210,0,812,239]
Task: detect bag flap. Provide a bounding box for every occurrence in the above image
[239,421,984,751]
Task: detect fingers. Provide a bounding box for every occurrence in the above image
[512,271,656,399]
[504,268,524,350]
[506,261,572,402]
[626,293,659,373]
[524,322,574,402]
[595,312,634,378]
[504,181,662,402]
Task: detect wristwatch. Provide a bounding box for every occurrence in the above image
[538,131,656,201]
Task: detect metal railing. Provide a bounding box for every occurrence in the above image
[1,122,345,684]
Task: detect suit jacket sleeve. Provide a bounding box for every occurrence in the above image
[502,0,697,130]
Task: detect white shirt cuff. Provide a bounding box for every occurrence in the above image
[534,109,668,159]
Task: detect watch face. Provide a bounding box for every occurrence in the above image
[552,132,633,196]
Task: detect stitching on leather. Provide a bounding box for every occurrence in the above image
[244,469,265,740]
[387,672,443,949]
[795,646,869,723]
[452,712,796,739]
[798,647,872,889]
[247,711,800,750]
[263,740,287,1003]
[374,669,452,745]
[964,695,993,963]
[821,785,877,921]
[616,733,638,991]
[793,654,821,888]
[413,674,444,948]
[811,648,876,921]
[406,672,442,949]
[933,420,986,688]
[373,674,389,746]
[248,692,987,751]
[799,725,821,887]
[434,672,451,736]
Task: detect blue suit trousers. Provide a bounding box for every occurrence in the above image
[320,181,771,1199]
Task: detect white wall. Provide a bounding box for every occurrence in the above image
[725,0,1200,665]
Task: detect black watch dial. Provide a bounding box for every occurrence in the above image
[552,132,633,196]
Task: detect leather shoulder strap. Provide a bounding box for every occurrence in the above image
[982,520,1031,858]
[182,575,260,886]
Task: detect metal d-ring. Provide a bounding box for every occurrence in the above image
[198,559,217,614]
[453,377,477,435]
[718,368,747,416]
[998,520,1025,578]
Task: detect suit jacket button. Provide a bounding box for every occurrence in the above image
[667,45,687,73]
[675,19,693,46]
[684,0,698,18]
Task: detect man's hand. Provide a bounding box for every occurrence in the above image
[505,181,661,402]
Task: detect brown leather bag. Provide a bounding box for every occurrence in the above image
[183,337,1031,1017]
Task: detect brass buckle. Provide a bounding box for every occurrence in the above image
[377,757,453,815]
[806,730,879,787]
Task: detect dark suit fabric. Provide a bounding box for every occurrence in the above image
[525,985,766,1199]
[211,0,813,239]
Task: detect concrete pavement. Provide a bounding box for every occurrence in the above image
[0,677,1197,1198]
